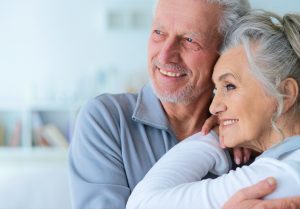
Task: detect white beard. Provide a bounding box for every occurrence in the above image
[150,80,203,104]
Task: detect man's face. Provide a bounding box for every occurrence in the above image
[148,0,222,104]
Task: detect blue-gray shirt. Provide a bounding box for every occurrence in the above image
[69,84,180,209]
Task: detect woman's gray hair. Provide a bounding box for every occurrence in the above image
[222,10,300,132]
[152,0,251,36]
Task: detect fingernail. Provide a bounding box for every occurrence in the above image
[202,129,207,135]
[267,177,276,186]
[235,157,241,165]
[243,156,248,163]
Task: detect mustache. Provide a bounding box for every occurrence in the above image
[153,59,189,74]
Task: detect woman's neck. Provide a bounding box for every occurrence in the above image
[261,114,300,152]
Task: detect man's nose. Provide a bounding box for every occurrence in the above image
[158,38,180,64]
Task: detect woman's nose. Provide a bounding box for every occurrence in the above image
[209,92,227,115]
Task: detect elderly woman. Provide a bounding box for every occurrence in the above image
[126,11,300,209]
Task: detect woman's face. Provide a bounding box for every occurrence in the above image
[209,45,277,151]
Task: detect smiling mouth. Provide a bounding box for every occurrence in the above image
[157,67,187,78]
[222,119,239,126]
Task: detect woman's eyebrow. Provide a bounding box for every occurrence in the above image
[218,73,236,82]
[213,72,239,84]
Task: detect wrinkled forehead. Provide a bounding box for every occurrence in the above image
[154,0,222,19]
[153,0,222,33]
[153,0,217,11]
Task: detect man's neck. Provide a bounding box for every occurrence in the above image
[162,96,212,141]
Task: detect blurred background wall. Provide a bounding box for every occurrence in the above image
[0,0,153,104]
[0,0,299,209]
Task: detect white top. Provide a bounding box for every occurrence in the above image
[126,132,300,209]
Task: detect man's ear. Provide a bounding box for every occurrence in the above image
[280,77,299,113]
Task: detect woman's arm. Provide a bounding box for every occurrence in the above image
[126,132,231,209]
[126,133,300,209]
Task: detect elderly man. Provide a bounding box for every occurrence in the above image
[68,0,300,208]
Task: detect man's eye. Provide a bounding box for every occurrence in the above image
[152,30,164,42]
[154,30,162,35]
[185,37,193,43]
[182,37,202,51]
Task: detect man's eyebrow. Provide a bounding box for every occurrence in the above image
[187,32,206,38]
[184,32,209,44]
[151,20,163,29]
[186,31,215,48]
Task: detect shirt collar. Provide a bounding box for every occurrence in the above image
[258,135,300,159]
[132,83,169,130]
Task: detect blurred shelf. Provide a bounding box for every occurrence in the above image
[0,102,79,161]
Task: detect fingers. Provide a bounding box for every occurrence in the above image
[233,147,252,165]
[253,198,298,209]
[201,115,219,135]
[236,178,277,201]
[233,147,243,165]
[223,178,300,209]
[222,178,277,209]
[242,148,252,164]
[290,196,300,208]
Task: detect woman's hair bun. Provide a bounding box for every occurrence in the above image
[282,14,300,58]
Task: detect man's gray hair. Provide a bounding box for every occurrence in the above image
[222,10,300,132]
[206,0,250,35]
[152,0,251,36]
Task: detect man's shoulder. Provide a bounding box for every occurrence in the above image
[94,92,138,108]
[80,92,139,118]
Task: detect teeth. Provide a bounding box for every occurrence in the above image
[223,119,238,126]
[159,69,183,78]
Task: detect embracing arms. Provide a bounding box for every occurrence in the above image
[126,132,300,209]
[223,178,300,209]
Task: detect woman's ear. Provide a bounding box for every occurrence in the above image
[280,77,299,113]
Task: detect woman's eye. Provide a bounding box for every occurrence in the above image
[225,83,236,91]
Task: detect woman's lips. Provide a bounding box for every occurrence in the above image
[222,119,239,126]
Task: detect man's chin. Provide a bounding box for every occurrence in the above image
[150,81,197,104]
[155,90,193,104]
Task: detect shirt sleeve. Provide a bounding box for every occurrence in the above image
[126,132,231,209]
[126,133,300,209]
[68,98,130,209]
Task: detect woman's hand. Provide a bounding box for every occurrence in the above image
[201,115,219,135]
[232,147,252,165]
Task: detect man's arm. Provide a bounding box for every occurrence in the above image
[222,177,300,209]
[68,98,130,209]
